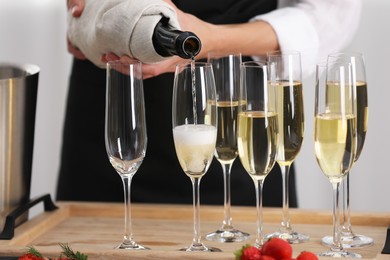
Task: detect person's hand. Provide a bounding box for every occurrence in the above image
[66,0,86,60]
[101,0,214,79]
[102,53,183,79]
[67,0,84,17]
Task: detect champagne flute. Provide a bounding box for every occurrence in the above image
[172,61,221,252]
[206,53,250,242]
[266,51,309,243]
[105,60,148,250]
[322,52,373,248]
[238,61,278,248]
[314,61,360,257]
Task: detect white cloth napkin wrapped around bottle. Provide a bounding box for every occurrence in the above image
[67,0,180,67]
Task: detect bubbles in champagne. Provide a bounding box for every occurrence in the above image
[173,124,217,175]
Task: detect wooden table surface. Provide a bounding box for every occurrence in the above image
[0,202,389,259]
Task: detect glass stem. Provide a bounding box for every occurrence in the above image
[341,174,353,235]
[191,177,203,247]
[121,175,135,246]
[331,182,343,252]
[254,179,265,248]
[280,164,292,233]
[221,163,233,229]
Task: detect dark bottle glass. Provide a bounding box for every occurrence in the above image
[152,18,202,59]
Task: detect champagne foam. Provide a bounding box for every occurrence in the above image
[173,124,217,145]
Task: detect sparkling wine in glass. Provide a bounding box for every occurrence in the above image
[314,61,360,258]
[206,53,250,243]
[172,61,221,252]
[322,52,373,248]
[238,61,279,248]
[266,51,309,243]
[105,60,148,250]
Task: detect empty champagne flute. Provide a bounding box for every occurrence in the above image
[172,61,221,252]
[266,50,309,243]
[206,53,250,242]
[322,52,373,248]
[238,61,278,248]
[314,61,360,257]
[105,60,148,250]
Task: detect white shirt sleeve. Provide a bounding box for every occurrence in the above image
[67,0,180,67]
[252,0,362,77]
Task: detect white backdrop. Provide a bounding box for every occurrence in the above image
[295,0,390,213]
[0,0,389,213]
[0,0,71,215]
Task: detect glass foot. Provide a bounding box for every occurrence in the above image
[206,228,250,242]
[322,234,374,248]
[318,249,361,258]
[179,243,222,252]
[266,230,309,244]
[115,240,149,250]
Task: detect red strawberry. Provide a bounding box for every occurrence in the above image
[261,238,292,259]
[235,244,262,260]
[260,256,276,260]
[19,246,45,260]
[297,251,318,260]
[242,245,262,260]
[18,253,44,260]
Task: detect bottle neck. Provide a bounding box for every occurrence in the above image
[152,18,201,59]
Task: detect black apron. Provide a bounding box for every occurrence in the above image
[57,0,298,207]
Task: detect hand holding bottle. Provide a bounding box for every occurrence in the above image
[66,0,199,72]
[67,0,184,67]
[66,0,280,80]
[99,0,211,79]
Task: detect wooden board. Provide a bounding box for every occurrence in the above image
[0,202,389,259]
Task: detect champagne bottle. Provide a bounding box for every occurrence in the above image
[152,18,201,59]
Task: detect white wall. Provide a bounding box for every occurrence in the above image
[296,0,390,213]
[0,0,71,215]
[0,0,389,214]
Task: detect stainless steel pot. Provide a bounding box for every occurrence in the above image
[0,63,39,230]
